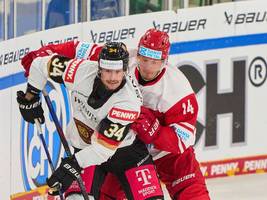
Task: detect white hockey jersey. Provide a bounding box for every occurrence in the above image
[28,56,142,168]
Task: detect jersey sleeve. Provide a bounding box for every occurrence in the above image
[27,54,97,92]
[40,40,78,58]
[61,58,97,90]
[75,104,140,168]
[95,101,140,147]
[75,42,102,61]
[27,55,54,91]
[153,93,198,154]
[40,41,102,61]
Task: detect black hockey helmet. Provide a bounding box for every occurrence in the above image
[98,42,129,71]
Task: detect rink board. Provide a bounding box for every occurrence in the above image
[0,0,267,199]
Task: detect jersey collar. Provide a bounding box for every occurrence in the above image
[134,67,166,86]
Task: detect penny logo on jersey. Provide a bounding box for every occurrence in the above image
[109,107,139,121]
[20,82,71,191]
[65,59,83,83]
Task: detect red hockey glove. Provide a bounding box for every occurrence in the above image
[21,48,52,77]
[131,106,161,144]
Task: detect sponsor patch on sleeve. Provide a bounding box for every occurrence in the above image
[64,59,83,83]
[171,123,191,142]
[109,107,139,121]
[76,42,91,59]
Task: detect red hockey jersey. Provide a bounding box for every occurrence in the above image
[132,65,198,160]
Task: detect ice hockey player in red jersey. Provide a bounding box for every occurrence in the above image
[128,28,211,200]
[17,42,164,200]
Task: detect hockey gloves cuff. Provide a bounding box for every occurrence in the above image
[131,106,161,144]
[16,90,45,124]
[46,156,82,196]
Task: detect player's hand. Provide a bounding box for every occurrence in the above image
[47,156,82,196]
[131,106,161,144]
[21,48,52,77]
[16,91,44,124]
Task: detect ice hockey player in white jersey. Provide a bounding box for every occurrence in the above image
[17,42,164,200]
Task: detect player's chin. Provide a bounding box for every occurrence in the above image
[106,83,120,91]
[141,70,155,79]
[144,73,156,80]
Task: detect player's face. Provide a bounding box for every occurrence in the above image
[137,55,164,81]
[100,68,124,90]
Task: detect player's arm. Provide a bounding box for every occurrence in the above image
[132,93,198,154]
[27,53,97,92]
[16,54,89,124]
[74,116,132,168]
[154,93,198,154]
[46,114,134,194]
[74,102,140,168]
[74,103,140,168]
[42,41,78,57]
[21,41,78,77]
[38,41,102,61]
[21,41,102,77]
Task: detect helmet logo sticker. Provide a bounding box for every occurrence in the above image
[109,48,117,53]
[139,46,162,60]
[100,59,123,70]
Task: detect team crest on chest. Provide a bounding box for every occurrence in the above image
[74,118,94,144]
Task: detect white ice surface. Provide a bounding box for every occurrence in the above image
[163,173,267,200]
[206,173,267,200]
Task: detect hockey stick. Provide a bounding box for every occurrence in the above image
[34,119,65,200]
[42,89,89,200]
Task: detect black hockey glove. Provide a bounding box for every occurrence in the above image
[46,156,82,196]
[16,91,45,124]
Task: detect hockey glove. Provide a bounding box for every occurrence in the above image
[21,48,52,77]
[46,156,82,196]
[16,91,45,124]
[131,106,161,144]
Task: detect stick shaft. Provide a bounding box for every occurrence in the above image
[34,119,65,200]
[42,89,89,200]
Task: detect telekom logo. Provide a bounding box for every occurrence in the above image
[135,169,152,186]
